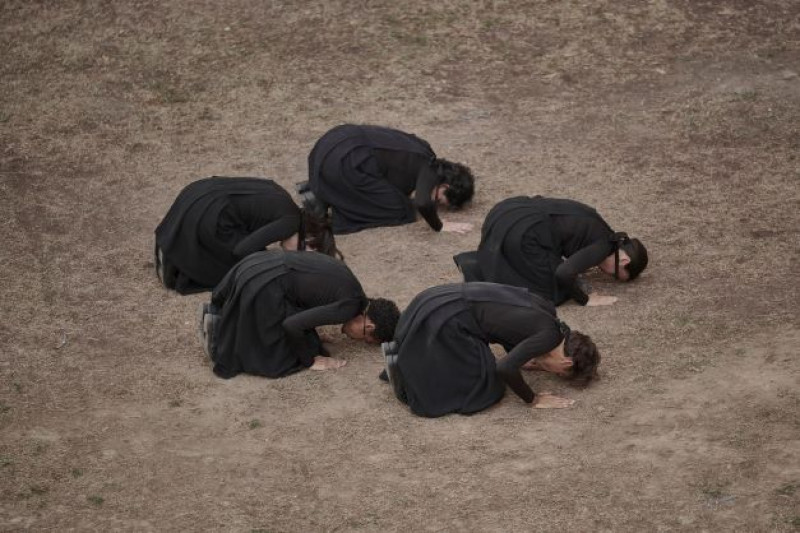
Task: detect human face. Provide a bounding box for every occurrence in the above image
[433,184,450,208]
[536,345,574,377]
[341,316,379,344]
[599,250,631,281]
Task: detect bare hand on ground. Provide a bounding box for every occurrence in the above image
[441,221,473,234]
[310,356,347,371]
[586,294,618,306]
[318,332,337,344]
[532,392,575,409]
[522,359,542,371]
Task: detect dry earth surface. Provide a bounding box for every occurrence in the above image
[2,0,800,531]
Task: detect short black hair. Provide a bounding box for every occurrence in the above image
[432,158,475,208]
[565,330,600,384]
[366,298,400,342]
[622,238,648,281]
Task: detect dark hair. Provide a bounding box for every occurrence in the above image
[565,331,600,384]
[432,158,475,208]
[302,210,343,261]
[622,238,648,281]
[366,298,400,343]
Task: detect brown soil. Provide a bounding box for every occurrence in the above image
[2,1,799,531]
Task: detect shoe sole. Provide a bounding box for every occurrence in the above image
[155,246,165,284]
[196,302,208,348]
[202,314,212,359]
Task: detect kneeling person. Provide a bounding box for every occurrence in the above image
[382,282,599,417]
[456,195,648,306]
[155,176,340,294]
[199,250,399,379]
[304,124,475,234]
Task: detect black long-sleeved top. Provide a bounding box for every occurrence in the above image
[280,270,365,365]
[549,214,615,305]
[226,192,301,257]
[472,300,563,403]
[374,149,442,231]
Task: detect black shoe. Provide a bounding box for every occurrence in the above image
[453,251,483,282]
[202,313,219,359]
[155,245,178,288]
[155,244,165,284]
[382,341,407,402]
[196,302,209,347]
[295,181,311,194]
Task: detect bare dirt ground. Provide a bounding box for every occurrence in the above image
[2,1,799,531]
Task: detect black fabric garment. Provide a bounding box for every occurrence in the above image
[307,124,441,234]
[374,149,443,231]
[390,282,564,417]
[476,196,615,305]
[155,177,301,294]
[208,250,366,379]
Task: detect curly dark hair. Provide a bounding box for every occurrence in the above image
[622,238,648,281]
[432,158,475,208]
[366,298,401,343]
[302,210,343,261]
[565,330,600,384]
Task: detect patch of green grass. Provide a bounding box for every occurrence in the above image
[702,487,724,498]
[0,456,13,467]
[13,382,22,393]
[788,516,800,528]
[87,495,104,506]
[198,107,215,121]
[29,485,48,496]
[248,419,262,430]
[673,313,694,327]
[33,443,48,456]
[168,399,182,408]
[150,81,189,104]
[390,31,428,46]
[71,468,84,478]
[776,482,798,496]
[734,89,758,102]
[0,111,10,123]
[0,402,10,414]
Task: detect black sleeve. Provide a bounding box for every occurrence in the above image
[495,329,563,403]
[554,240,613,305]
[232,214,301,258]
[281,299,362,367]
[413,166,443,232]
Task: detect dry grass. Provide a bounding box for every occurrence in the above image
[2,0,799,531]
